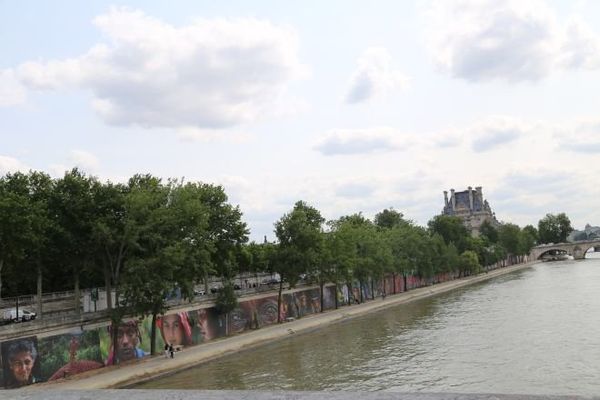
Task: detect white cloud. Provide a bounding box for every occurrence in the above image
[431,116,533,152]
[314,127,411,155]
[345,47,409,103]
[0,70,27,107]
[425,0,600,82]
[177,127,253,144]
[69,150,99,171]
[469,116,532,152]
[0,156,29,174]
[490,168,595,225]
[335,181,377,199]
[11,7,305,129]
[553,119,600,153]
[560,17,600,69]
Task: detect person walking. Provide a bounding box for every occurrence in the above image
[164,343,169,358]
[168,343,174,359]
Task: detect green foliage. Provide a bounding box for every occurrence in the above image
[38,331,102,379]
[479,220,498,243]
[427,215,469,253]
[518,228,537,255]
[374,208,410,229]
[459,250,481,276]
[498,223,521,255]
[274,201,324,287]
[522,225,538,243]
[538,213,573,244]
[215,281,238,315]
[247,241,277,275]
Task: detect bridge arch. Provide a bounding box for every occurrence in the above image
[530,240,600,261]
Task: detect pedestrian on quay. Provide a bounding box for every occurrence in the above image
[164,343,169,358]
[169,343,174,359]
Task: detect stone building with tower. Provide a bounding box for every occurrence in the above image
[442,186,499,236]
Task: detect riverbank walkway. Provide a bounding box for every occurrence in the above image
[25,262,537,391]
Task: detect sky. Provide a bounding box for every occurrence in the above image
[2,0,600,241]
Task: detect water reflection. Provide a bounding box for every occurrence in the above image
[135,253,600,396]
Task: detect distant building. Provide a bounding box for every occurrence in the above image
[442,186,499,236]
[568,224,600,242]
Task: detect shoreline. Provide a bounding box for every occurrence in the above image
[28,261,538,391]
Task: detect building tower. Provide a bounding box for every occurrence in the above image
[442,186,499,236]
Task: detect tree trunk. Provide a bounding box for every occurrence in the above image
[277,280,283,323]
[104,264,113,310]
[359,280,364,303]
[150,312,157,355]
[347,282,353,304]
[204,270,209,296]
[74,270,80,316]
[392,273,396,294]
[319,281,324,313]
[112,319,119,365]
[36,262,43,319]
[334,281,339,309]
[371,279,375,300]
[0,258,3,300]
[403,274,408,292]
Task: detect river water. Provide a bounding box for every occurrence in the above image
[135,253,600,396]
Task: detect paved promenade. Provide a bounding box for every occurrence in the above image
[25,262,537,391]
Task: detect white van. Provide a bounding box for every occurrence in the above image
[2,308,36,323]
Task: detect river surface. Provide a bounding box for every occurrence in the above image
[135,253,600,396]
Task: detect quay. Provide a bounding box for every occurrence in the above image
[23,261,537,391]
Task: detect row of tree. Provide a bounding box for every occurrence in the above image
[0,169,248,358]
[259,201,547,323]
[0,169,573,361]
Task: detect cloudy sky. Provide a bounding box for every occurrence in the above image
[2,0,600,241]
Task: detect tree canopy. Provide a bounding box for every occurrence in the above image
[538,213,573,244]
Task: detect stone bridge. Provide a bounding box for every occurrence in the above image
[529,239,600,260]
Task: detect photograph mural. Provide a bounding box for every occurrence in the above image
[0,280,433,389]
[153,308,226,348]
[99,319,150,365]
[1,336,41,388]
[229,295,279,334]
[38,330,103,381]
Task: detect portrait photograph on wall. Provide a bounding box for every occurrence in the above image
[1,336,41,389]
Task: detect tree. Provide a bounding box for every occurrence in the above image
[522,225,538,244]
[51,169,98,315]
[459,250,480,277]
[274,201,324,322]
[119,176,174,356]
[196,184,249,281]
[428,215,470,253]
[24,171,56,318]
[518,228,537,256]
[215,281,238,336]
[538,213,573,244]
[498,223,521,255]
[479,220,498,244]
[374,208,409,229]
[0,173,32,299]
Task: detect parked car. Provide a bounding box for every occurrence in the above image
[2,308,36,323]
[262,278,280,286]
[233,283,242,290]
[194,288,206,296]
